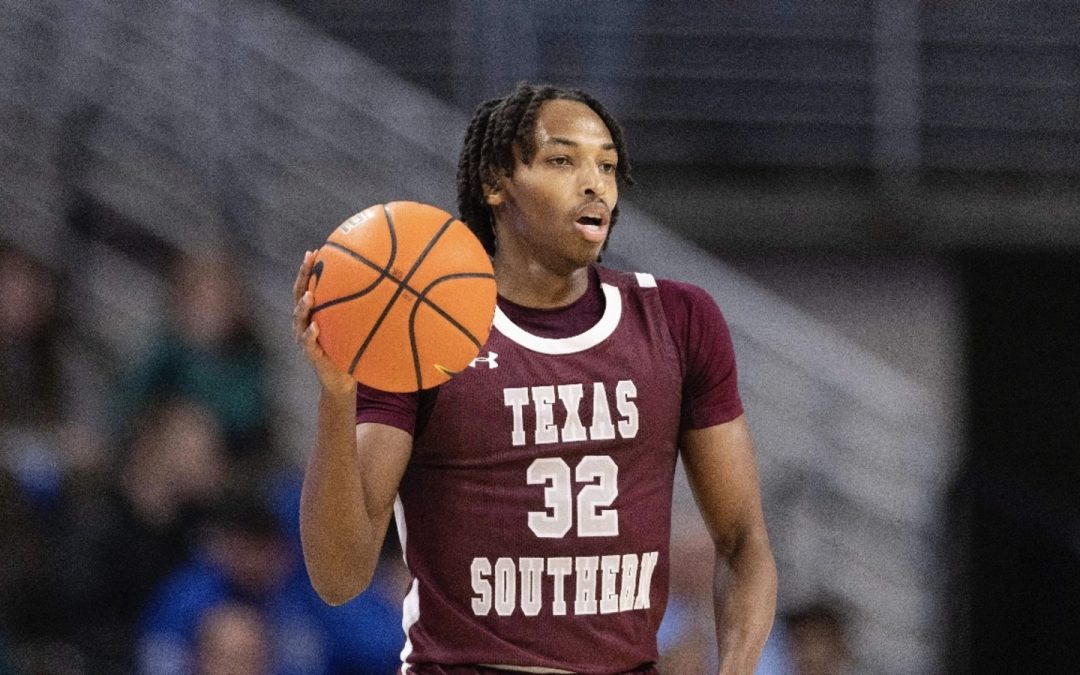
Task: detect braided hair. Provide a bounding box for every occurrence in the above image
[456,82,634,256]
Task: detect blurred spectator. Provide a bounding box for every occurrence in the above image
[138,482,405,675]
[0,246,65,429]
[754,622,795,675]
[137,487,294,675]
[656,524,722,672]
[0,238,111,527]
[194,601,272,675]
[269,474,411,674]
[0,246,96,672]
[657,524,800,675]
[114,248,272,463]
[66,397,229,671]
[0,246,74,519]
[0,466,71,659]
[784,600,853,675]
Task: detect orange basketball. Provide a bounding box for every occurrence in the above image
[307,201,496,392]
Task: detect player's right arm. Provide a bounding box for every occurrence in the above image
[292,250,413,605]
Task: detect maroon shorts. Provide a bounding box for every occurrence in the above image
[404,665,659,675]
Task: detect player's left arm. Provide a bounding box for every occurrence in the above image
[681,414,777,675]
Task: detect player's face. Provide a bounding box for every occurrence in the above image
[488,99,619,275]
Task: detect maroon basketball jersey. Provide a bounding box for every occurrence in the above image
[395,267,684,674]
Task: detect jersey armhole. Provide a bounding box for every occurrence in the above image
[652,277,689,381]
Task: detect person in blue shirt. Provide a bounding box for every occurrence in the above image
[138,481,405,675]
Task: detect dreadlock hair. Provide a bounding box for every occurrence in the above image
[456,82,635,256]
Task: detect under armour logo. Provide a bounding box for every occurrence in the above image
[469,351,499,369]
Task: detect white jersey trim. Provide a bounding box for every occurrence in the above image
[493,283,622,354]
[399,578,419,670]
[634,272,657,288]
[397,495,419,669]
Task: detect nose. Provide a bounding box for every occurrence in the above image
[580,165,608,198]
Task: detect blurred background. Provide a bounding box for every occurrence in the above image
[1,1,1078,673]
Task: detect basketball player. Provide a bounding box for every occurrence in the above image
[292,83,777,674]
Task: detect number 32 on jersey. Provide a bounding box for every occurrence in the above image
[528,455,618,538]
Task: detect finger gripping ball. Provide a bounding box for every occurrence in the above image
[307,201,496,392]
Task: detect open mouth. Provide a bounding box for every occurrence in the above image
[575,215,607,242]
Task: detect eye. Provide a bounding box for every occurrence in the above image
[548,156,571,167]
[599,161,617,174]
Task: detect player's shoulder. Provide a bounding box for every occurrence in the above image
[652,278,726,332]
[653,276,715,304]
[596,266,706,298]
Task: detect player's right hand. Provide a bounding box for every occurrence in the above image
[293,250,356,397]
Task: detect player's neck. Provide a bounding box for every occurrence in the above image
[493,257,591,309]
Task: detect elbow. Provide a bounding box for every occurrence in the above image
[313,585,361,607]
[302,549,376,606]
[717,522,775,570]
[307,567,373,606]
[299,522,378,605]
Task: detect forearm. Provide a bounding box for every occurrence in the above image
[300,385,381,604]
[714,530,778,675]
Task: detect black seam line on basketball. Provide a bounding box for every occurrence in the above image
[310,245,391,315]
[383,203,399,279]
[347,215,458,377]
[310,228,402,314]
[407,271,497,389]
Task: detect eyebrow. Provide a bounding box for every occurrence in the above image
[545,136,617,151]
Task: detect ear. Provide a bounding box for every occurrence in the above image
[483,177,504,207]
